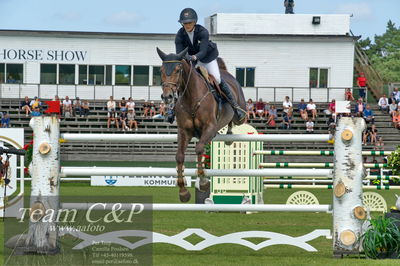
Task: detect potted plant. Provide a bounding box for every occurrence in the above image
[362,216,400,259]
[388,145,400,176]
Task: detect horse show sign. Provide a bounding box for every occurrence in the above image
[90,175,192,187]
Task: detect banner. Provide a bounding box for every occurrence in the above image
[91,175,192,187]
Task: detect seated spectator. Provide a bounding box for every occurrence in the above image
[363,104,375,124]
[281,111,293,129]
[389,95,397,105]
[6,75,16,84]
[53,95,62,114]
[324,99,336,116]
[392,87,400,103]
[30,96,41,110]
[149,101,157,117]
[369,124,378,145]
[306,118,314,134]
[266,105,277,126]
[119,97,127,112]
[264,101,270,118]
[306,99,317,120]
[127,97,135,112]
[282,96,293,116]
[392,110,400,129]
[62,96,73,117]
[21,96,31,117]
[159,101,166,117]
[298,99,308,121]
[1,113,10,128]
[73,97,82,117]
[255,98,266,119]
[327,116,336,135]
[362,127,370,145]
[81,100,90,117]
[389,101,397,117]
[375,136,384,151]
[143,101,150,118]
[107,110,119,130]
[119,110,129,131]
[107,96,116,114]
[354,98,365,117]
[31,106,41,117]
[127,108,138,131]
[344,88,354,101]
[378,94,389,113]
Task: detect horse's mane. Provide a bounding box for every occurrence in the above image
[217,57,227,71]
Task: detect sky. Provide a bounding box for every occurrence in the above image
[0,0,399,41]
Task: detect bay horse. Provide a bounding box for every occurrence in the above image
[156,47,246,202]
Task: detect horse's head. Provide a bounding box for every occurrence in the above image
[156,47,188,104]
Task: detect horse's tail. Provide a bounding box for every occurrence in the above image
[217,57,227,71]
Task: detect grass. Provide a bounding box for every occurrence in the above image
[1,161,399,265]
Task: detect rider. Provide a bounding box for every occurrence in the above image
[169,7,246,123]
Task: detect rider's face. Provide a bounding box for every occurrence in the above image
[183,21,195,32]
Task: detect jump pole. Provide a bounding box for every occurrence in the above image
[254,150,393,156]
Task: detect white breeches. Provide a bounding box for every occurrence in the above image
[197,59,221,84]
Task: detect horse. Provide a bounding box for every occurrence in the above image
[156,47,246,202]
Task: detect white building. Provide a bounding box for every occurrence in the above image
[0,13,355,102]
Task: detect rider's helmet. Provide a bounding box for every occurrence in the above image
[178,8,198,23]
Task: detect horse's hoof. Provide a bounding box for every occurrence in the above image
[179,190,191,203]
[199,179,210,192]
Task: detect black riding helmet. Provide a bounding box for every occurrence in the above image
[178,8,198,23]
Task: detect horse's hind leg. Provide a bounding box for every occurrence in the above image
[176,130,192,202]
[196,127,217,192]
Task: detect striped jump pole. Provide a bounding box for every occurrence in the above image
[259,163,388,168]
[60,133,332,143]
[263,179,388,184]
[264,184,400,190]
[253,150,393,156]
[60,167,332,177]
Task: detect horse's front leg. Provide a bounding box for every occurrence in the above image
[176,129,192,202]
[225,121,234,146]
[196,126,217,192]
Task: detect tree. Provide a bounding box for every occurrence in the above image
[358,20,400,83]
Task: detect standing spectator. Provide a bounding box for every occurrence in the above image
[266,105,277,126]
[149,101,157,117]
[354,98,365,117]
[282,96,293,116]
[344,88,355,101]
[306,99,317,120]
[306,118,314,133]
[378,94,389,113]
[255,98,266,119]
[391,87,400,103]
[62,96,73,117]
[357,72,367,99]
[284,0,295,14]
[107,96,116,114]
[73,97,82,117]
[1,113,10,128]
[21,96,31,117]
[389,100,397,117]
[119,97,127,112]
[159,101,166,117]
[298,99,308,121]
[143,101,150,118]
[127,108,138,131]
[82,100,90,117]
[119,110,129,131]
[107,110,119,130]
[363,104,375,124]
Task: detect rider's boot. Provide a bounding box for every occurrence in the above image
[219,78,246,122]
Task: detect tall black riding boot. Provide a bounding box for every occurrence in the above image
[219,79,246,122]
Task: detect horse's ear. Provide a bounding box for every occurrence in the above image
[156,47,167,61]
[177,47,188,59]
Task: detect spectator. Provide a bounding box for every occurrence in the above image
[81,100,90,117]
[363,104,375,124]
[362,127,369,145]
[306,99,317,120]
[6,75,16,83]
[392,110,400,129]
[375,136,384,151]
[266,105,277,126]
[389,95,397,105]
[325,99,336,116]
[127,97,135,112]
[378,94,389,113]
[264,101,270,118]
[282,96,293,116]
[354,98,365,117]
[31,106,41,117]
[159,101,166,117]
[327,116,336,135]
[73,97,82,117]
[391,87,400,103]
[284,0,294,14]
[255,98,266,119]
[357,72,367,99]
[21,96,31,117]
[389,101,397,117]
[119,110,129,131]
[298,99,308,121]
[53,95,62,114]
[30,96,41,110]
[1,113,10,128]
[369,124,378,145]
[306,118,314,134]
[62,96,73,117]
[281,110,293,129]
[107,110,119,130]
[127,108,138,131]
[119,97,127,112]
[149,101,157,117]
[344,88,355,101]
[107,96,116,114]
[143,101,150,118]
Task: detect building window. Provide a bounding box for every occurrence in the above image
[309,68,329,88]
[236,67,255,87]
[59,64,75,85]
[0,64,4,83]
[79,65,87,84]
[41,64,57,84]
[89,65,104,85]
[106,65,112,85]
[115,65,131,85]
[152,66,161,86]
[6,63,23,83]
[133,66,149,86]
